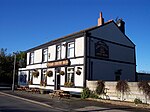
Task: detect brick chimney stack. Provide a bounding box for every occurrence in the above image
[98,12,104,26]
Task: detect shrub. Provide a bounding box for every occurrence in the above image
[60,71,65,75]
[81,88,91,99]
[32,70,39,78]
[89,92,99,99]
[134,98,142,104]
[76,70,81,75]
[64,82,74,87]
[96,80,105,95]
[116,80,130,93]
[46,70,53,77]
[138,81,150,99]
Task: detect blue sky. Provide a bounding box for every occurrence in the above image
[0,0,150,72]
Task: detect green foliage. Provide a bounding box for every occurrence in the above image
[81,87,100,99]
[81,88,91,99]
[64,82,74,87]
[138,81,150,99]
[96,80,105,95]
[89,92,99,99]
[134,98,142,104]
[0,49,27,84]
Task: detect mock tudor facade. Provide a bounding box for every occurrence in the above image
[18,12,136,92]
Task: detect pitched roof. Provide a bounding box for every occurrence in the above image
[27,20,114,52]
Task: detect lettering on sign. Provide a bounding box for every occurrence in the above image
[95,41,109,58]
[47,59,70,67]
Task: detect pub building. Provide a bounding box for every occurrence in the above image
[18,12,136,93]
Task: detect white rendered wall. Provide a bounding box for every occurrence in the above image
[74,66,84,87]
[47,68,55,85]
[27,52,30,65]
[32,69,41,84]
[61,42,66,59]
[60,67,65,86]
[34,49,42,63]
[48,45,56,61]
[75,37,84,57]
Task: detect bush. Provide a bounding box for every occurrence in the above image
[46,71,53,77]
[96,80,105,95]
[81,88,91,99]
[134,98,142,104]
[89,92,99,99]
[116,80,130,93]
[138,81,150,99]
[32,70,39,78]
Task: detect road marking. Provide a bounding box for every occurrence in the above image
[0,92,67,111]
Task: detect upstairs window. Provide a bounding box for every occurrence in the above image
[30,52,34,64]
[67,42,74,58]
[43,49,48,62]
[56,45,61,60]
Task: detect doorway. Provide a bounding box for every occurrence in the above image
[55,68,60,90]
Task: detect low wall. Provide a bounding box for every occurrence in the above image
[86,80,150,104]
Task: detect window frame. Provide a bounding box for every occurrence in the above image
[42,48,48,62]
[67,42,75,58]
[66,67,75,83]
[56,45,61,60]
[30,52,34,64]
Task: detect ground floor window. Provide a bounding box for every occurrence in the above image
[67,67,74,83]
[41,69,47,86]
[28,70,33,84]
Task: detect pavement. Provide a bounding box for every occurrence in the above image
[0,90,150,112]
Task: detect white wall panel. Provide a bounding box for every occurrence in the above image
[60,67,65,86]
[27,52,30,65]
[34,49,42,63]
[61,43,66,59]
[33,69,41,84]
[74,66,84,87]
[75,37,84,57]
[48,45,56,61]
[70,58,84,65]
[47,68,55,85]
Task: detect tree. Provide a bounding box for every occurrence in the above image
[0,49,27,84]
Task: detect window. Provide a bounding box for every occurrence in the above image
[56,45,61,60]
[67,42,74,58]
[67,67,74,83]
[30,52,34,64]
[43,49,48,62]
[29,71,33,82]
[42,69,47,81]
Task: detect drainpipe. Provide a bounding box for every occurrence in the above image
[83,31,87,88]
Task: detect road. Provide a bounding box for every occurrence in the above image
[0,92,59,112]
[0,90,149,112]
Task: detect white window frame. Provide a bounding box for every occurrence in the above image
[67,67,74,83]
[30,52,34,64]
[43,49,48,62]
[67,42,74,58]
[56,45,61,60]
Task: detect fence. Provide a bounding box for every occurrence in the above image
[86,80,150,104]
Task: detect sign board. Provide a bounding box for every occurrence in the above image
[47,59,70,67]
[95,41,109,58]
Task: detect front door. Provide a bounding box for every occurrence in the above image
[55,68,60,90]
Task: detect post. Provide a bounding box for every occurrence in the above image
[12,53,16,92]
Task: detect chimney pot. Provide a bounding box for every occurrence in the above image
[98,12,104,26]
